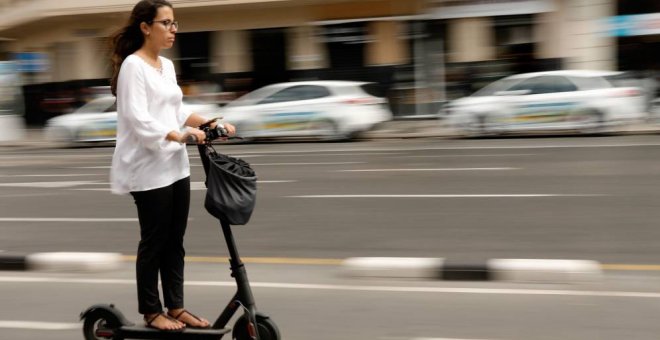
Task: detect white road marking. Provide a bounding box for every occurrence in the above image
[214,142,660,155]
[0,321,80,330]
[337,167,518,172]
[0,193,60,198]
[0,174,98,177]
[72,165,203,169]
[402,154,534,158]
[1,275,660,299]
[68,166,110,169]
[0,218,137,222]
[0,154,109,159]
[72,180,296,192]
[409,338,496,340]
[252,162,365,166]
[189,180,295,191]
[0,181,98,188]
[288,194,604,198]
[189,154,264,159]
[267,152,403,157]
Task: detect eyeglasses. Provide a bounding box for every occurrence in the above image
[148,19,178,31]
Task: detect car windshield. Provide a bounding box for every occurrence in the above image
[225,86,282,108]
[75,98,116,113]
[471,77,522,96]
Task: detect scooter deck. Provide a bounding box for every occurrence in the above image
[116,325,230,339]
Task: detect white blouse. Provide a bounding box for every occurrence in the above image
[110,54,192,195]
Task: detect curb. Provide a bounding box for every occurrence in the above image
[0,252,123,272]
[341,257,603,283]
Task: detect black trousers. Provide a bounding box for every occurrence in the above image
[130,177,190,315]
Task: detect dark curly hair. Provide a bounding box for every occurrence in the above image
[109,0,173,96]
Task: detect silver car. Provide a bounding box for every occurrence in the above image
[218,81,392,141]
[445,70,646,136]
[44,96,219,146]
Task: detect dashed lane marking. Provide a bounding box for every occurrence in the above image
[70,180,296,191]
[252,162,365,166]
[288,194,605,198]
[0,321,80,330]
[0,181,99,188]
[402,154,534,158]
[337,167,518,172]
[0,174,98,177]
[121,255,343,265]
[0,217,138,222]
[3,275,660,298]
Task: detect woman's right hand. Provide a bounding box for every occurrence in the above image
[181,128,206,144]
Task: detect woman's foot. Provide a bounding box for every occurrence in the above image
[144,312,185,331]
[168,308,210,328]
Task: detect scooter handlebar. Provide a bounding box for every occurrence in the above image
[203,124,229,142]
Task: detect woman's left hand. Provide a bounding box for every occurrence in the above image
[222,123,236,136]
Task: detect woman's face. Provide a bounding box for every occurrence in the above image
[146,6,177,49]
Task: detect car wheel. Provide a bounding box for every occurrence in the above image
[463,115,490,138]
[311,119,346,141]
[578,109,608,135]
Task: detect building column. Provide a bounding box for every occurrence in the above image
[365,21,409,66]
[211,30,252,74]
[47,38,106,82]
[535,9,562,59]
[71,38,107,80]
[447,17,495,63]
[286,25,327,70]
[563,0,616,70]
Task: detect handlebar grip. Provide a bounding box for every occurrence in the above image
[185,134,198,144]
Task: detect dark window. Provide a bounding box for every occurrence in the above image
[259,85,331,104]
[508,77,539,92]
[509,76,577,94]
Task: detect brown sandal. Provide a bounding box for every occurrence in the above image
[144,313,185,332]
[170,309,210,329]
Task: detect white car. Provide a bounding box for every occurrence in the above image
[44,96,219,146]
[444,70,646,136]
[217,81,392,141]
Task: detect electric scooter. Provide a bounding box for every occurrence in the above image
[80,121,280,340]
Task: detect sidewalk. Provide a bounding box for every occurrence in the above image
[0,120,454,150]
[2,118,660,150]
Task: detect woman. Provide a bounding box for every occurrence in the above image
[109,0,235,331]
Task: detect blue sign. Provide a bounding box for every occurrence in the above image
[605,13,660,37]
[12,52,49,73]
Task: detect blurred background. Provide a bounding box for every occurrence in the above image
[0,0,658,140]
[4,2,660,339]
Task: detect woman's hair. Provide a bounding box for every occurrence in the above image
[109,0,173,96]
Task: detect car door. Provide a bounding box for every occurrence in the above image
[253,85,332,136]
[505,75,581,129]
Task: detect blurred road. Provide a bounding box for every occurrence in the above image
[3,135,660,339]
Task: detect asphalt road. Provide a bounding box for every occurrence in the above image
[3,135,660,339]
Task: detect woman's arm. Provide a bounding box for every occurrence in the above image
[184,113,236,136]
[184,113,212,128]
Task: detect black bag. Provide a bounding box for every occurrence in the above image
[204,152,257,225]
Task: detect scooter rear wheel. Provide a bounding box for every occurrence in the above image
[232,314,280,340]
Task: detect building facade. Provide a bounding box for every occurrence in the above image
[0,0,619,121]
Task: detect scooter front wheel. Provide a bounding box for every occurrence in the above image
[82,312,121,340]
[233,314,280,340]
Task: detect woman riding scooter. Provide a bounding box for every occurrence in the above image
[109,0,235,331]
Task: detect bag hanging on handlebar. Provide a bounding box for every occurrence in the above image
[204,153,257,225]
